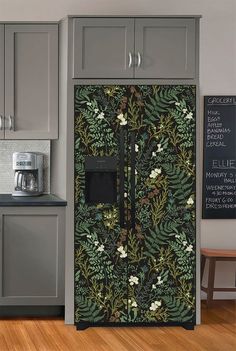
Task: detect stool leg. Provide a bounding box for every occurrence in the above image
[207,258,216,307]
[201,254,206,283]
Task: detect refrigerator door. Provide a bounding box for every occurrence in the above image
[74,85,129,325]
[126,85,196,324]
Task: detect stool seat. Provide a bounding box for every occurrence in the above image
[201,248,236,306]
[201,248,236,258]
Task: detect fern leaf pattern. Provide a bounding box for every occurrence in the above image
[74,85,196,325]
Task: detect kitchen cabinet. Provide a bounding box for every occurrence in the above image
[0,24,58,140]
[0,25,4,140]
[72,17,196,79]
[0,207,65,305]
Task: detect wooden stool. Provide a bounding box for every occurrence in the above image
[201,248,236,306]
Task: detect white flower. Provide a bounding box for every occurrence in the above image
[94,108,99,113]
[187,197,194,205]
[117,246,127,258]
[135,144,139,152]
[129,275,139,286]
[183,241,187,246]
[98,292,102,297]
[97,112,105,119]
[152,284,156,289]
[186,244,193,252]
[155,168,161,174]
[94,241,99,246]
[182,108,187,113]
[152,151,156,157]
[157,144,163,152]
[135,169,138,175]
[117,113,124,120]
[120,119,127,126]
[86,102,92,106]
[186,112,193,120]
[175,234,180,239]
[128,299,132,303]
[150,170,157,179]
[131,301,137,308]
[150,302,157,311]
[149,168,162,179]
[157,276,163,285]
[97,244,104,252]
[149,300,162,311]
[87,234,92,239]
[175,102,180,106]
[124,192,127,198]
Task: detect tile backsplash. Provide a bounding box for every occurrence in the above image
[0,141,50,194]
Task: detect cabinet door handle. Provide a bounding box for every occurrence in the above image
[128,52,133,68]
[137,52,142,68]
[9,115,15,131]
[0,115,3,130]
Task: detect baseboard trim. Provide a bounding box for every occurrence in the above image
[0,306,64,318]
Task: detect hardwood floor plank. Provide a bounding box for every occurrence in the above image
[0,301,235,351]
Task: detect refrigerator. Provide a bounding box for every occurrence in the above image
[74,85,196,329]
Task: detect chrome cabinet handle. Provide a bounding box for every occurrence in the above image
[9,115,15,131]
[0,115,3,130]
[128,52,133,68]
[137,52,142,68]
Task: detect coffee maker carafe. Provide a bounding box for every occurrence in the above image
[13,152,43,196]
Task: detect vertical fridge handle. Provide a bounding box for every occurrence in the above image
[119,128,125,228]
[130,131,136,230]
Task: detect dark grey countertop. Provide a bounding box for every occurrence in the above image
[0,194,67,206]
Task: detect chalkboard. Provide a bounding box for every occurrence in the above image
[203,96,236,219]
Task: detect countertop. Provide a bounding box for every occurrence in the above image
[0,194,67,206]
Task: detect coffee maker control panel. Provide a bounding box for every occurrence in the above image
[13,152,41,170]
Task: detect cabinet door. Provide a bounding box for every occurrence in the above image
[4,25,58,139]
[135,19,196,79]
[73,18,134,78]
[0,207,64,305]
[0,25,4,140]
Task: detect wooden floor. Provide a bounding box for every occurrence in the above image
[0,301,235,351]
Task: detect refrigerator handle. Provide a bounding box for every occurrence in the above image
[119,128,125,228]
[130,131,136,230]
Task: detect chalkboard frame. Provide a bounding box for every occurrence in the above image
[202,95,236,219]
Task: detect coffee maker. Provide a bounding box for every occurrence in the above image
[13,152,43,196]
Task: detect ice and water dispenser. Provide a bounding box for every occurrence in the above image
[85,156,117,204]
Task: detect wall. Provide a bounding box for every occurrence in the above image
[0,141,50,194]
[0,0,235,298]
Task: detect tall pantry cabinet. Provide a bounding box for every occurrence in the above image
[55,15,200,327]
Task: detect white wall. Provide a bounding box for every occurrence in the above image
[1,0,235,298]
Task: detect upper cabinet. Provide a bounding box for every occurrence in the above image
[0,24,58,140]
[72,17,197,79]
[135,18,195,79]
[73,18,134,78]
[0,25,4,140]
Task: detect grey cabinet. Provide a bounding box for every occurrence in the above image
[72,17,196,79]
[73,18,134,78]
[0,25,4,140]
[0,24,58,140]
[135,18,195,79]
[0,207,65,305]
